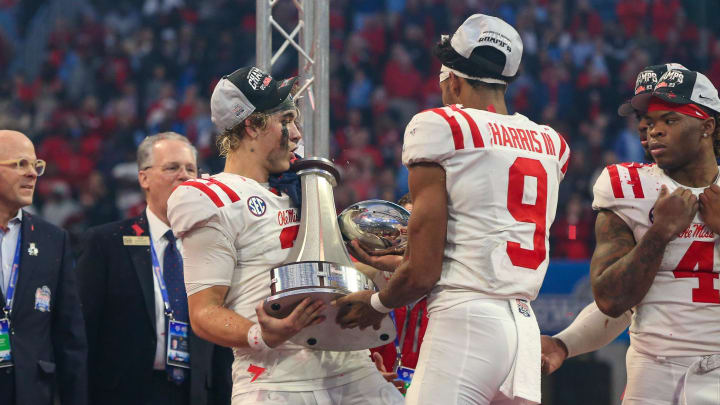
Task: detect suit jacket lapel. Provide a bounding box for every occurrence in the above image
[127,214,157,331]
[11,211,40,318]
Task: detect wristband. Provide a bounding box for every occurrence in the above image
[370,292,393,314]
[247,323,270,352]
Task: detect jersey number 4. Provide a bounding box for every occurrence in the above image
[673,241,720,303]
[506,157,548,270]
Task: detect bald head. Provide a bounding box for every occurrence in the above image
[0,130,34,160]
[0,130,39,221]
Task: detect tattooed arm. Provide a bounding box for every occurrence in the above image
[590,210,665,317]
[591,186,698,317]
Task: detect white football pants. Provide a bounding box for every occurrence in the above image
[405,298,537,405]
[231,371,404,405]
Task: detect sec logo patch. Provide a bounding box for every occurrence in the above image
[516,299,531,317]
[247,196,267,216]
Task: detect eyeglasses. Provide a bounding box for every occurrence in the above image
[0,158,46,176]
[141,163,198,176]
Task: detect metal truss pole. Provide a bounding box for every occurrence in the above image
[256,0,272,71]
[255,0,329,158]
[313,1,329,158]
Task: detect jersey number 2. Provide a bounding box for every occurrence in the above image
[673,241,719,303]
[506,157,548,270]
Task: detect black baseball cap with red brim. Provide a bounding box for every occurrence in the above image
[617,63,686,117]
[632,69,720,115]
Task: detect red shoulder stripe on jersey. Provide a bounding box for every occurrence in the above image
[449,105,484,148]
[429,108,464,150]
[558,134,569,174]
[620,163,645,198]
[560,153,570,175]
[557,133,567,159]
[606,165,625,198]
[206,178,240,202]
[179,181,224,207]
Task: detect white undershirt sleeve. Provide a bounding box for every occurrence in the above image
[553,301,632,358]
[181,224,236,296]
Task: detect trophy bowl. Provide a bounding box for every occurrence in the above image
[338,200,410,254]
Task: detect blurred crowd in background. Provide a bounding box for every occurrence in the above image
[0,0,719,257]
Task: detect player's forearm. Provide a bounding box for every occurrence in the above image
[189,300,255,348]
[554,301,631,358]
[591,226,670,317]
[378,258,435,308]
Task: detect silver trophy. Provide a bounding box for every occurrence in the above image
[338,200,410,254]
[263,157,397,351]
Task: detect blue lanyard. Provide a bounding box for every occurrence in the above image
[3,229,22,316]
[388,309,411,369]
[149,238,173,319]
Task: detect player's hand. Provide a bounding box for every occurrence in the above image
[346,239,403,272]
[332,290,386,330]
[540,335,569,375]
[650,185,698,241]
[255,298,326,348]
[699,184,720,234]
[372,352,406,394]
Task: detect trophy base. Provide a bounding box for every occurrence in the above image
[264,289,396,351]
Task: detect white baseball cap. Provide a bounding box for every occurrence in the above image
[445,14,523,81]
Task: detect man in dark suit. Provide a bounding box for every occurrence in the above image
[76,132,232,405]
[0,130,88,405]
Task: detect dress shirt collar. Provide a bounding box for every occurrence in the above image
[145,207,171,244]
[1,210,22,234]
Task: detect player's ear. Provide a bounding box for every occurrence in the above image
[701,117,716,137]
[245,120,261,140]
[449,72,462,98]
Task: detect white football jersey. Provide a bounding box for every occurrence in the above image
[167,172,376,394]
[593,163,720,356]
[402,104,570,311]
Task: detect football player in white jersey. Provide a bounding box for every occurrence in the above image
[166,67,404,405]
[540,63,687,376]
[587,69,720,404]
[335,14,570,405]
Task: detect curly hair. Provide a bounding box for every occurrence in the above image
[216,112,269,157]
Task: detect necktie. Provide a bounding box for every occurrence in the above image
[163,230,188,383]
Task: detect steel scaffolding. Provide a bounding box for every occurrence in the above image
[256,0,329,158]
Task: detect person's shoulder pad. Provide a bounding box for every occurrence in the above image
[592,166,617,211]
[168,179,237,236]
[402,108,457,166]
[593,163,653,210]
[537,124,570,178]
